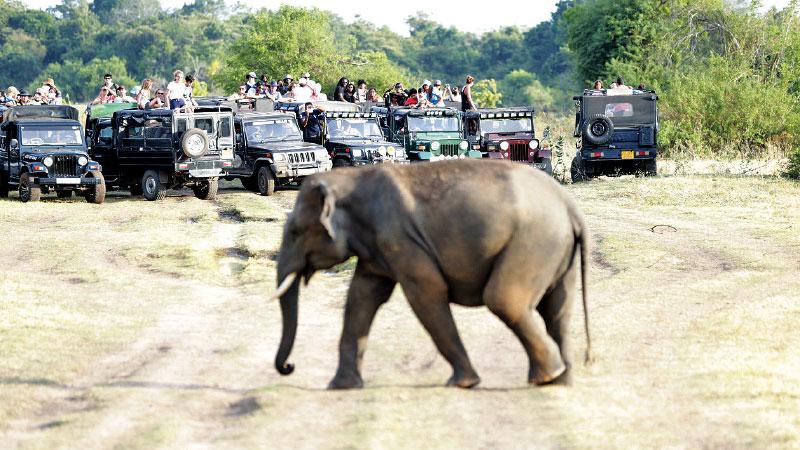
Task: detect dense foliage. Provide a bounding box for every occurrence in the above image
[2,0,800,174]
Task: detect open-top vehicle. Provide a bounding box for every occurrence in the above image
[1,105,105,203]
[275,100,407,167]
[571,88,658,180]
[371,106,479,161]
[462,107,551,174]
[87,104,234,200]
[228,110,331,195]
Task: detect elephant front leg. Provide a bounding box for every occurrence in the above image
[328,264,396,390]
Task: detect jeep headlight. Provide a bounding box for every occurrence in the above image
[499,141,510,151]
[387,146,396,156]
[317,150,329,160]
[430,141,441,151]
[78,156,89,166]
[378,146,386,156]
[459,140,469,150]
[43,156,54,167]
[352,148,363,157]
[529,139,539,150]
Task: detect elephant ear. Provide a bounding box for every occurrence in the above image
[315,180,337,240]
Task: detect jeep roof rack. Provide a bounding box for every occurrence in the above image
[274,100,363,113]
[326,111,377,119]
[2,105,79,123]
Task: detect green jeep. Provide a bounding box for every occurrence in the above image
[371,106,479,161]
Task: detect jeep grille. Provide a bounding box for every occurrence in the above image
[51,155,80,177]
[509,142,529,161]
[440,144,460,157]
[287,151,317,165]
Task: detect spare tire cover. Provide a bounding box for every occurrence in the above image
[181,128,210,158]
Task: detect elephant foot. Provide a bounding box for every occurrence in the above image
[538,363,572,386]
[529,360,567,386]
[327,371,364,390]
[446,371,481,389]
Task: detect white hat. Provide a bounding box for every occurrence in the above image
[248,71,257,79]
[284,74,293,80]
[299,77,308,86]
[302,72,310,78]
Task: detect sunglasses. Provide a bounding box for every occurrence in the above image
[156,91,164,95]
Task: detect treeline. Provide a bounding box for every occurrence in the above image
[2,0,800,172]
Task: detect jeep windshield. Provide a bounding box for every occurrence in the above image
[480,118,532,135]
[244,119,302,143]
[583,96,656,126]
[328,118,383,139]
[407,116,459,132]
[20,125,84,147]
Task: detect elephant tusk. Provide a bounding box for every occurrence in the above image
[271,272,297,300]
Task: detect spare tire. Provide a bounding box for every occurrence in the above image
[583,114,614,145]
[181,128,210,158]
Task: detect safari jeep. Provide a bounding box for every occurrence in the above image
[1,105,105,203]
[96,106,234,200]
[462,107,551,174]
[571,88,658,181]
[227,111,331,196]
[371,106,479,161]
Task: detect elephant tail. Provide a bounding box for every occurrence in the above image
[570,205,594,366]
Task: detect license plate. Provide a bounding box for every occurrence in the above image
[296,168,319,176]
[621,150,634,159]
[55,178,81,184]
[189,169,222,178]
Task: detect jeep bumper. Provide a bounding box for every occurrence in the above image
[272,160,332,178]
[175,160,233,178]
[34,176,102,186]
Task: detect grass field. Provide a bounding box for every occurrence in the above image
[1,174,799,449]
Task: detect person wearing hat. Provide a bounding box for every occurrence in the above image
[264,81,282,102]
[17,89,34,106]
[244,72,258,97]
[293,77,313,102]
[430,79,445,107]
[279,75,293,95]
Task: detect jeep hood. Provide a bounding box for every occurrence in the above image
[247,141,322,152]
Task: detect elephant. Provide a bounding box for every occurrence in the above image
[273,159,592,389]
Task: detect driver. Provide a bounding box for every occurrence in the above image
[247,126,264,142]
[339,120,359,137]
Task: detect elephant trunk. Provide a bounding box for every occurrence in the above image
[275,272,300,376]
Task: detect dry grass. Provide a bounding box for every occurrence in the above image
[1,175,798,449]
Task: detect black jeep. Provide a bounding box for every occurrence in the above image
[275,100,407,167]
[228,111,331,195]
[462,107,551,174]
[1,105,105,203]
[571,88,658,181]
[86,105,235,200]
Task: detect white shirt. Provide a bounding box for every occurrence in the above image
[166,81,185,100]
[293,85,313,102]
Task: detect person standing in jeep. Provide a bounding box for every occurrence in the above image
[299,102,325,144]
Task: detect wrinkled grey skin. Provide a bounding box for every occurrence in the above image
[275,159,591,389]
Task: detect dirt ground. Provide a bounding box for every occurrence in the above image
[1,174,798,449]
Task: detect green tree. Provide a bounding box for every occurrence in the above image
[38,56,136,103]
[0,30,48,89]
[472,79,502,108]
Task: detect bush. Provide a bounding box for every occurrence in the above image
[785,148,800,178]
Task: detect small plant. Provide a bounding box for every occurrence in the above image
[784,147,800,179]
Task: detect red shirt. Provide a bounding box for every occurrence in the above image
[404,97,418,106]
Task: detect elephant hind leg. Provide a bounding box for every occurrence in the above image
[536,267,578,386]
[483,254,565,385]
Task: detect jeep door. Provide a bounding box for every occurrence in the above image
[117,117,172,169]
[89,120,119,179]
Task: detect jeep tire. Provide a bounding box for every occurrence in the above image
[19,172,41,202]
[142,170,167,201]
[583,114,614,145]
[257,165,275,196]
[85,170,106,204]
[193,178,218,200]
[181,128,210,158]
[570,156,586,183]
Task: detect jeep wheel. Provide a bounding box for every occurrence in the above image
[0,172,9,198]
[84,170,106,204]
[241,176,258,192]
[570,157,586,183]
[181,128,210,158]
[56,190,73,199]
[257,166,275,196]
[19,172,41,202]
[645,159,657,176]
[333,158,349,168]
[193,178,218,200]
[583,114,614,145]
[142,170,167,201]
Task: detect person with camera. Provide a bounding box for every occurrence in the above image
[299,102,326,145]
